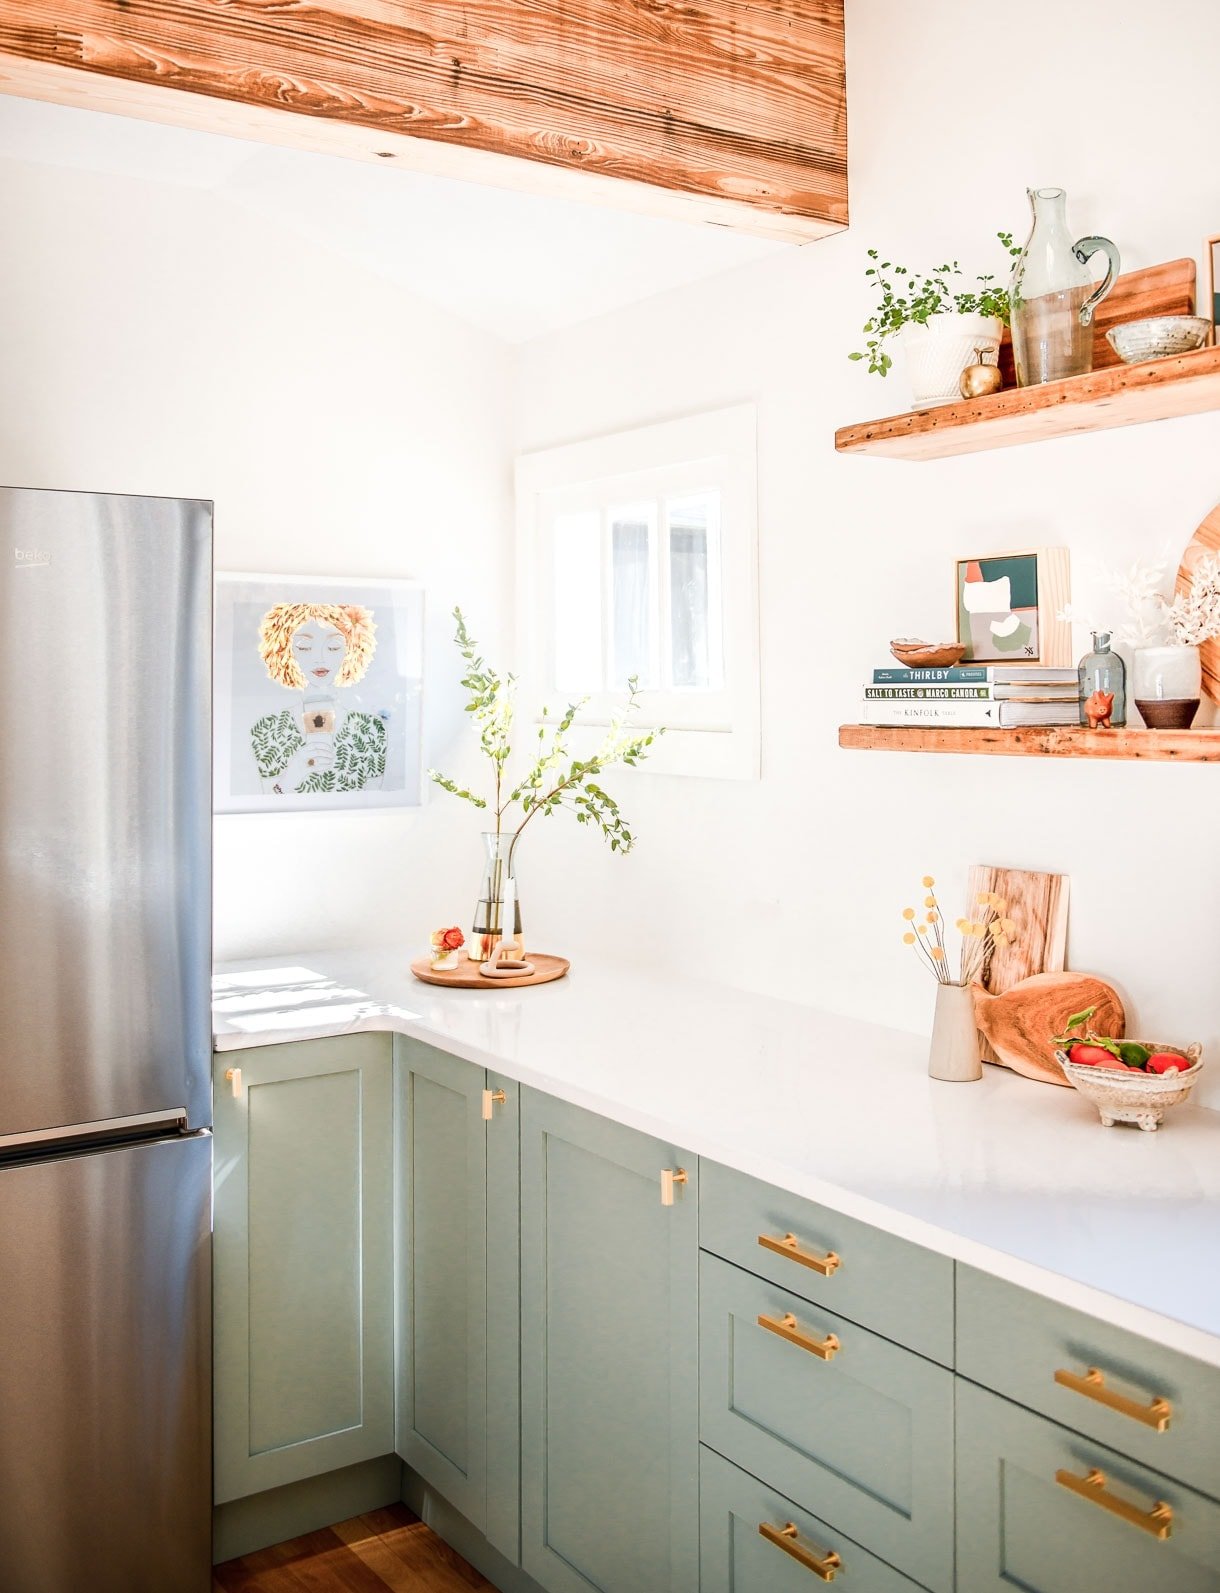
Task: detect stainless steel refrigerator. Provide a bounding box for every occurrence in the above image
[0,487,213,1591]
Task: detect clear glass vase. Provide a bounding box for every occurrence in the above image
[471,831,522,963]
[1133,645,1202,730]
[1077,631,1126,726]
[1009,187,1120,386]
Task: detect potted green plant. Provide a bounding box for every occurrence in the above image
[849,233,1021,409]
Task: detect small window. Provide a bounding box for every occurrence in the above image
[516,406,759,778]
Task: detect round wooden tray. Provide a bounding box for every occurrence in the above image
[410,953,570,990]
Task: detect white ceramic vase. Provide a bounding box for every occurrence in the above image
[901,313,1003,410]
[1132,644,1202,730]
[928,982,983,1082]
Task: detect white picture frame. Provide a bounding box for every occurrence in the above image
[214,571,424,814]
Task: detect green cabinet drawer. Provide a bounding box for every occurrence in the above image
[699,1252,954,1591]
[957,1380,1220,1592]
[700,1446,925,1593]
[700,1162,953,1365]
[958,1264,1220,1496]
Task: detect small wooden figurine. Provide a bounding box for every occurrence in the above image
[1084,688,1114,729]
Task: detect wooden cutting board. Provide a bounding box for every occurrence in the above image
[996,257,1196,386]
[1177,503,1220,704]
[966,864,1070,1066]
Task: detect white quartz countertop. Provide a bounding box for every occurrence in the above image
[214,947,1220,1367]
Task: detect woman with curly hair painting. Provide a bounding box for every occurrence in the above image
[253,602,388,794]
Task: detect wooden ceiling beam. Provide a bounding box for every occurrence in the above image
[0,0,848,241]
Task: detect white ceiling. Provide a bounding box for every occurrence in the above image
[0,94,786,344]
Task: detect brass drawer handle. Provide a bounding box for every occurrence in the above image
[757,1311,840,1362]
[481,1088,507,1120]
[1055,1466,1173,1540]
[758,1521,842,1581]
[660,1168,688,1206]
[1054,1366,1172,1432]
[224,1067,242,1099]
[758,1231,841,1276]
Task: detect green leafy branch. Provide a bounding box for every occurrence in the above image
[428,610,662,859]
[849,232,1023,377]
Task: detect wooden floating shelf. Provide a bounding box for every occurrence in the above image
[838,725,1220,762]
[835,344,1220,461]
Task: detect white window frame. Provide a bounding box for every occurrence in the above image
[516,404,760,780]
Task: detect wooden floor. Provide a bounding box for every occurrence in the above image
[213,1504,496,1592]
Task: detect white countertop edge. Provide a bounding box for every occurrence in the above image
[214,1003,1220,1370]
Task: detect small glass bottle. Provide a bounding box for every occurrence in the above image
[1078,631,1126,726]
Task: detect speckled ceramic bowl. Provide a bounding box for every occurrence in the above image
[1105,316,1210,365]
[1054,1042,1203,1131]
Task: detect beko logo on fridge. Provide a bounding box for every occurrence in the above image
[14,547,52,568]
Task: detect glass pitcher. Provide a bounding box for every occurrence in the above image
[1009,188,1120,386]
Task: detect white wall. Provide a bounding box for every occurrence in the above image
[513,0,1220,1103]
[0,154,514,961]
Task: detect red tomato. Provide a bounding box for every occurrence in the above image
[1068,1043,1122,1068]
[1146,1053,1185,1075]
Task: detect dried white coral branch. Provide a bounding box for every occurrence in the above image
[1162,552,1220,645]
[1058,550,1220,648]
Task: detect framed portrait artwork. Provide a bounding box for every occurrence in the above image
[954,547,1071,667]
[215,572,424,814]
[1207,234,1220,344]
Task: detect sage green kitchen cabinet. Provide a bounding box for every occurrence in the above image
[395,1037,520,1565]
[212,1034,394,1504]
[520,1089,699,1593]
[956,1379,1220,1593]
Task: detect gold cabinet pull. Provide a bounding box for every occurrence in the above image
[757,1310,840,1362]
[224,1067,242,1099]
[481,1088,507,1120]
[1054,1366,1172,1432]
[758,1521,842,1581]
[1055,1466,1173,1540]
[660,1168,688,1206]
[758,1231,841,1277]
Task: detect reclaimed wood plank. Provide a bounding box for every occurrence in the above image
[835,343,1220,461]
[0,0,847,240]
[837,725,1220,761]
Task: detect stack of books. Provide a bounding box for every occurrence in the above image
[860,665,1082,728]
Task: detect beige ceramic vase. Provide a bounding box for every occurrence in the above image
[928,982,983,1082]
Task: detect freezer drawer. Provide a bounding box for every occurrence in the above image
[0,1131,211,1593]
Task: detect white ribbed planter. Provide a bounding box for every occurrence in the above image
[901,313,1003,410]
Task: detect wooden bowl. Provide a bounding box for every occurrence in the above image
[1054,1042,1203,1131]
[889,639,968,669]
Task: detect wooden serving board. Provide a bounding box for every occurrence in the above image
[997,257,1196,387]
[1177,503,1220,704]
[411,954,570,990]
[966,864,1069,1066]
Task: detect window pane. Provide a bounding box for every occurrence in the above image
[552,509,603,692]
[667,492,722,690]
[610,503,655,688]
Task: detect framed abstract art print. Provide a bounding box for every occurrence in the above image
[954,547,1071,667]
[215,572,424,814]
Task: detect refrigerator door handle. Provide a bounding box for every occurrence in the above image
[0,1108,188,1158]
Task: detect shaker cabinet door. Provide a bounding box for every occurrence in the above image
[213,1034,394,1503]
[395,1037,521,1564]
[519,1089,699,1593]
